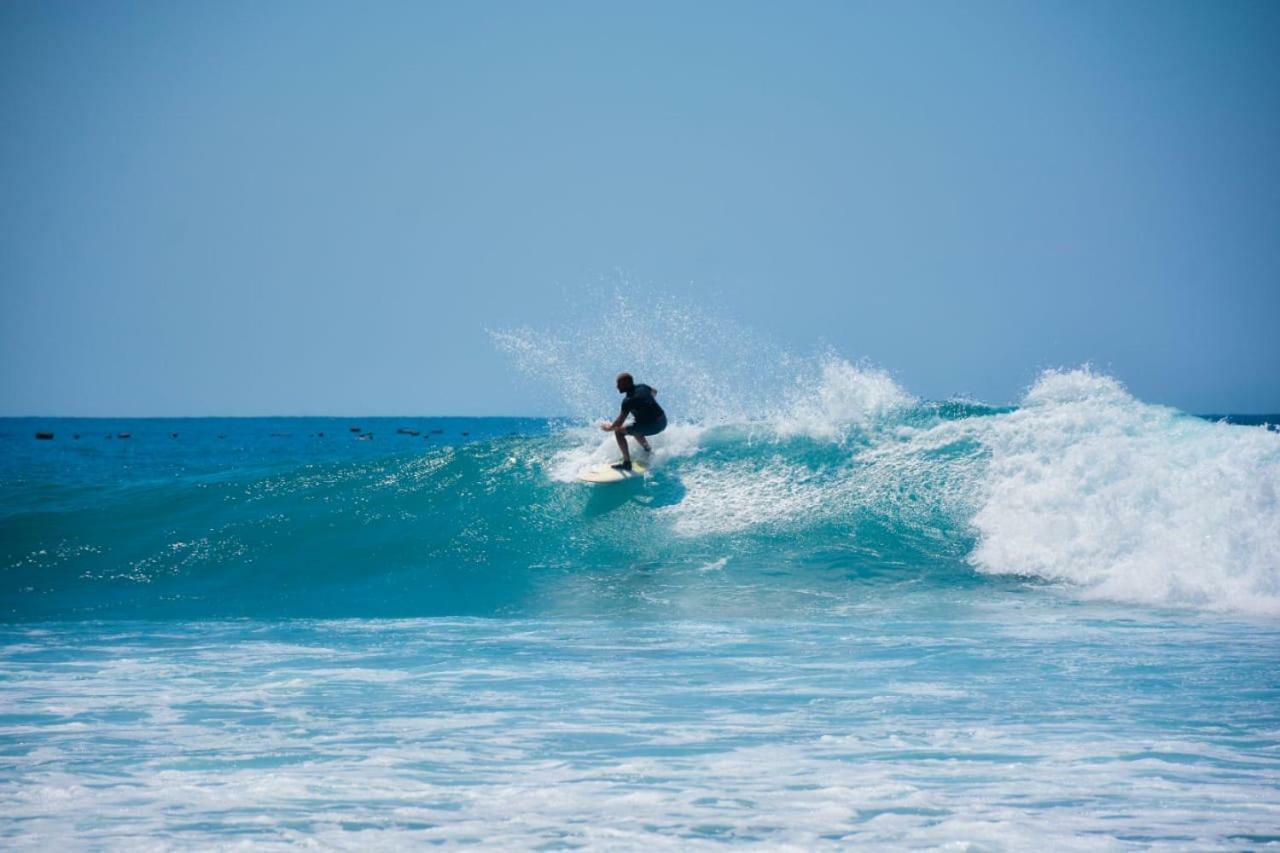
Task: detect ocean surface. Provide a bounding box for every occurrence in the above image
[3,364,1280,848]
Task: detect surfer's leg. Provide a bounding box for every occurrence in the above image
[613,429,632,466]
[632,416,662,454]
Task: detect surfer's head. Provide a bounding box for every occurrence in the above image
[616,372,635,393]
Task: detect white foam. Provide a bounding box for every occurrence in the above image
[4,619,1278,849]
[970,368,1280,615]
[770,355,916,440]
[536,353,914,508]
[545,422,707,483]
[660,458,828,536]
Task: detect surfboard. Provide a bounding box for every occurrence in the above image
[578,460,647,484]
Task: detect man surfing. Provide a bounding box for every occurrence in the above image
[601,372,667,470]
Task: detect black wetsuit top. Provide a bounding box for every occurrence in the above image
[621,384,665,426]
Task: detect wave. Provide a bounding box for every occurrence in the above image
[3,364,1277,620]
[4,292,1278,619]
[490,294,1280,616]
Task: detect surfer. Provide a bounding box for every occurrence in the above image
[601,372,666,470]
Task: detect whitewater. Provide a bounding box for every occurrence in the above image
[3,304,1279,848]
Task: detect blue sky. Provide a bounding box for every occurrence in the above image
[2,1,1278,415]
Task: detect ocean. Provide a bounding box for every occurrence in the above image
[3,365,1280,848]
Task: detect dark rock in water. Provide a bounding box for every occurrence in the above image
[73,434,81,440]
[317,432,325,437]
[217,434,226,439]
[35,431,54,440]
[117,433,131,439]
[397,428,420,436]
[270,432,290,437]
[430,429,444,434]
[461,431,470,436]
[171,433,178,439]
[350,426,362,433]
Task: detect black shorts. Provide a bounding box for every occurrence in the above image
[624,415,667,437]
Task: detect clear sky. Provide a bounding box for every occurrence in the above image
[2,0,1278,416]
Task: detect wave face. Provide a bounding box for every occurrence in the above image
[3,366,1278,620]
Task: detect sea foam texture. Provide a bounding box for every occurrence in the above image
[970,369,1280,615]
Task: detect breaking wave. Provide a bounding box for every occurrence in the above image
[3,299,1278,620]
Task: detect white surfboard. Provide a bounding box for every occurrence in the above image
[578,460,647,484]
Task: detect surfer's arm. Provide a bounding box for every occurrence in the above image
[601,407,628,431]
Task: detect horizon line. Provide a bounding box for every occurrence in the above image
[3,411,1280,420]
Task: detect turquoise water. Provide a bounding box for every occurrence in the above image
[3,369,1280,847]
